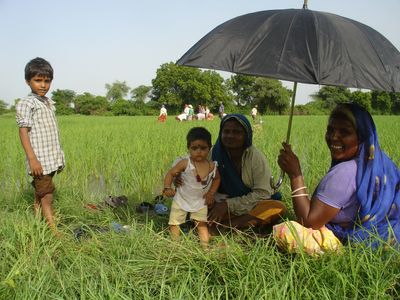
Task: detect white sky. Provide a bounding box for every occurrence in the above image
[1,0,399,105]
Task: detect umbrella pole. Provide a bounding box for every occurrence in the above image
[271,81,297,191]
[285,81,297,143]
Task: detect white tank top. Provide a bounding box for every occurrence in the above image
[174,158,218,212]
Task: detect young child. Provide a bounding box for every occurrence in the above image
[16,57,65,236]
[163,127,220,248]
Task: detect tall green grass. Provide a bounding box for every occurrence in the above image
[1,114,399,299]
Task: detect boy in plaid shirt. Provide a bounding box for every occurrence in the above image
[16,57,65,236]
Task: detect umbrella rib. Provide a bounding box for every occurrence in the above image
[337,30,359,88]
[357,24,393,88]
[360,26,390,70]
[276,13,297,73]
[307,10,319,82]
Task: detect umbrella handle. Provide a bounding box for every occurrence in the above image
[270,170,285,191]
[271,82,297,191]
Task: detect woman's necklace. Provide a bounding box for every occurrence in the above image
[193,160,211,185]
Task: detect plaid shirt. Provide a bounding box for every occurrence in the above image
[16,93,65,175]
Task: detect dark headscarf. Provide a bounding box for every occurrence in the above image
[212,114,252,197]
[326,103,400,246]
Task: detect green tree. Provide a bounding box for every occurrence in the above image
[371,91,392,114]
[52,89,76,115]
[131,85,151,102]
[391,93,400,115]
[252,78,291,114]
[313,86,351,110]
[75,93,109,115]
[349,90,372,112]
[195,70,231,109]
[9,98,21,112]
[151,62,230,113]
[105,81,130,102]
[0,100,8,115]
[227,74,256,106]
[111,99,135,115]
[298,100,330,115]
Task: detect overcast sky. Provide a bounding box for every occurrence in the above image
[1,0,399,106]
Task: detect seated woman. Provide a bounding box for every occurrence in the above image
[175,113,187,122]
[207,114,286,230]
[274,103,400,255]
[196,112,214,121]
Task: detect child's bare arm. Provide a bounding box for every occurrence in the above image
[204,169,221,206]
[163,159,187,197]
[19,127,42,177]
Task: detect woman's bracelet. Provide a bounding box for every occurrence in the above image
[291,193,309,198]
[291,186,307,195]
[163,187,173,192]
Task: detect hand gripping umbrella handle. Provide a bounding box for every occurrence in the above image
[271,82,297,191]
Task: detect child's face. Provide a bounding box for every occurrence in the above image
[26,75,52,97]
[188,139,210,162]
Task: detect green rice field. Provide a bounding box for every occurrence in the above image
[1,113,400,299]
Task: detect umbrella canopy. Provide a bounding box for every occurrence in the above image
[177,8,400,92]
[177,7,400,189]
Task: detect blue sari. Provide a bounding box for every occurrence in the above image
[212,114,252,197]
[326,103,400,246]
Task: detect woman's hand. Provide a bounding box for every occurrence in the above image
[208,201,228,223]
[277,142,302,179]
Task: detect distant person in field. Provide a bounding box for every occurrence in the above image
[204,106,210,120]
[188,104,194,121]
[163,127,220,248]
[251,105,258,122]
[196,105,213,121]
[176,104,189,121]
[158,104,167,122]
[183,104,190,119]
[218,102,225,119]
[274,103,400,255]
[16,57,65,237]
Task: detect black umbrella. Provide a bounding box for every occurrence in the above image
[177,3,400,189]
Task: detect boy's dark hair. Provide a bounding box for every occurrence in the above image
[187,127,212,148]
[25,57,54,81]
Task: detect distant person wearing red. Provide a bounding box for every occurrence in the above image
[158,104,167,122]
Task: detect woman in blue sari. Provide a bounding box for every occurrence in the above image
[208,114,286,229]
[274,103,400,254]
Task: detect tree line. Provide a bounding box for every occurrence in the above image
[1,62,399,116]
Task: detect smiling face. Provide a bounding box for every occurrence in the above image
[325,116,359,162]
[221,119,246,150]
[26,75,52,97]
[188,139,210,162]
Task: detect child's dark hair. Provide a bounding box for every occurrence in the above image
[25,57,54,81]
[187,127,212,148]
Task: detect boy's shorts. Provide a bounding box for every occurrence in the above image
[31,172,56,198]
[168,201,208,225]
